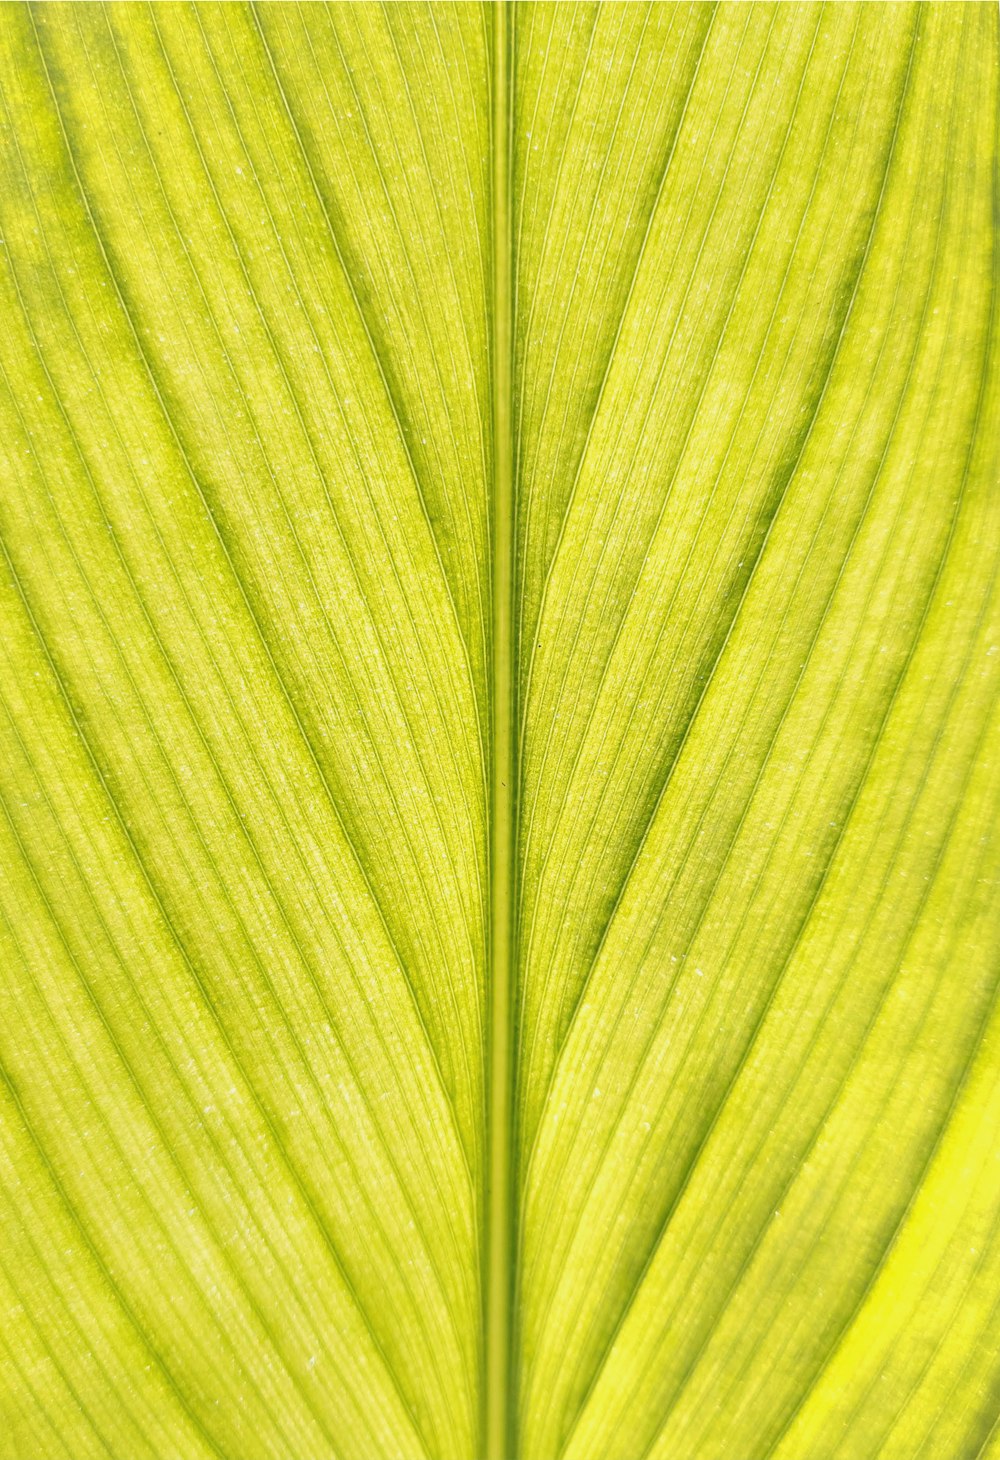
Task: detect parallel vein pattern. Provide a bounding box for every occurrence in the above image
[1,5,489,1459]
[0,5,997,1460]
[514,6,1000,1459]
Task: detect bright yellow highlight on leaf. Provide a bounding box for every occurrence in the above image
[0,4,997,1459]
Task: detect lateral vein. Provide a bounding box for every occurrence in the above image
[486,3,516,1457]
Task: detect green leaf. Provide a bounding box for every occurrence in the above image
[0,4,997,1459]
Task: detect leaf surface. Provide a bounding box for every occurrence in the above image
[0,5,997,1459]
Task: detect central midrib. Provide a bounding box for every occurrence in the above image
[485,1,517,1458]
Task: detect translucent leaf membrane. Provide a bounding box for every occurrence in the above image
[0,5,996,1460]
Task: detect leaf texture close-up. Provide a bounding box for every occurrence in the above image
[0,4,998,1458]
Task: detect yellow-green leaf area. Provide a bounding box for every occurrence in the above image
[0,5,997,1460]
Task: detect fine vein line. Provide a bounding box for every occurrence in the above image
[486,2,516,1457]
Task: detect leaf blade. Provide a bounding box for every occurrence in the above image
[0,5,997,1459]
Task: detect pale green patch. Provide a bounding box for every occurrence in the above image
[0,4,997,1459]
